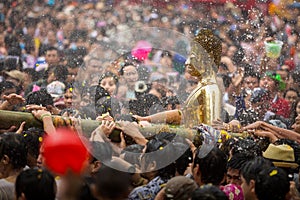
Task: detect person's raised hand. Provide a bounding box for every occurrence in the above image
[99,120,116,137]
[3,93,25,106]
[32,109,51,121]
[116,121,148,145]
[243,121,264,131]
[26,104,47,111]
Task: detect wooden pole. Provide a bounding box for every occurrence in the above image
[0,110,99,137]
[0,110,248,143]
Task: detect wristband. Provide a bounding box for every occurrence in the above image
[40,113,51,121]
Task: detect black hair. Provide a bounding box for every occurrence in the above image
[192,185,228,200]
[255,167,290,200]
[23,68,39,82]
[143,133,187,181]
[0,132,27,170]
[26,89,54,107]
[0,81,16,95]
[240,156,273,184]
[243,70,260,81]
[289,70,300,84]
[66,57,84,69]
[94,165,131,199]
[227,152,255,171]
[162,96,180,110]
[121,144,144,167]
[161,50,172,58]
[90,141,113,164]
[98,71,119,85]
[193,147,227,185]
[15,168,56,200]
[94,86,120,118]
[46,46,58,53]
[283,88,300,99]
[53,65,68,83]
[232,47,245,64]
[119,62,136,76]
[3,56,21,71]
[22,127,45,167]
[232,138,262,157]
[173,142,193,175]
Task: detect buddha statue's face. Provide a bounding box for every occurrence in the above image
[185,54,201,78]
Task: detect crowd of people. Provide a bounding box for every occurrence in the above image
[1,0,300,199]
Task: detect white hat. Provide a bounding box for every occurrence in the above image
[47,81,65,98]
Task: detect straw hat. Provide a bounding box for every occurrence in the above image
[5,70,25,83]
[263,144,299,169]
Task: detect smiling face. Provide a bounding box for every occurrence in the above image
[100,77,117,96]
[122,65,138,88]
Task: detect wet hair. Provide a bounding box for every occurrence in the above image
[0,132,27,170]
[231,138,262,157]
[144,137,176,181]
[26,89,54,107]
[90,141,113,163]
[119,62,136,76]
[240,156,273,184]
[23,68,39,82]
[94,86,120,118]
[193,147,227,185]
[162,96,180,110]
[45,46,58,53]
[227,153,255,171]
[98,71,118,85]
[174,142,193,175]
[243,70,260,82]
[3,56,21,71]
[143,134,190,181]
[192,185,228,200]
[52,65,68,83]
[15,168,56,200]
[121,144,144,167]
[0,81,16,95]
[22,127,45,166]
[289,70,300,84]
[255,167,290,200]
[94,164,131,199]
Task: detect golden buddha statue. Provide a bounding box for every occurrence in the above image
[135,29,222,128]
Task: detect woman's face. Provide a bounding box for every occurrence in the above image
[259,76,276,92]
[100,77,117,96]
[123,65,138,88]
[285,90,298,105]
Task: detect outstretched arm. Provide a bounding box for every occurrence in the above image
[244,121,300,143]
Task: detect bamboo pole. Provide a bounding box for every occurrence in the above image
[0,110,248,142]
[0,110,99,137]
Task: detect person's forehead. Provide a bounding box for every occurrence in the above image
[101,77,116,82]
[123,65,136,72]
[46,50,58,55]
[227,168,240,174]
[286,90,298,95]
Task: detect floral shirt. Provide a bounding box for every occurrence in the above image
[128,176,167,200]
